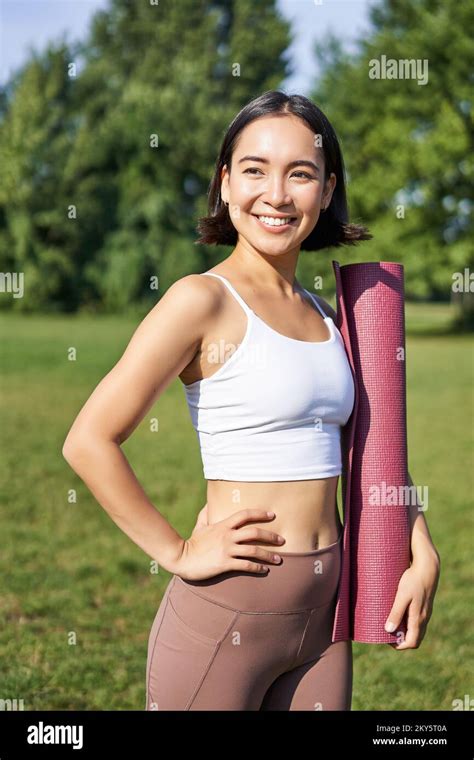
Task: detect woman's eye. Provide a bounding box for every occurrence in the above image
[243,168,314,179]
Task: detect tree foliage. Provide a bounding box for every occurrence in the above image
[0,0,291,312]
[0,0,471,318]
[310,0,473,315]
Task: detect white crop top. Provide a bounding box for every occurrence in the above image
[181,272,355,481]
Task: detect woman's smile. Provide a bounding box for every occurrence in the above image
[251,213,299,233]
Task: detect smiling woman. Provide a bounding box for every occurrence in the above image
[63,89,440,712]
[143,92,376,710]
[63,90,377,712]
[195,90,372,250]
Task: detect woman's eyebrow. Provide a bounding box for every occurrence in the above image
[237,155,320,174]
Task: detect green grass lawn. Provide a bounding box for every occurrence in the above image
[0,307,472,710]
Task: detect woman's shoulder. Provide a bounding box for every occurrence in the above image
[163,273,224,313]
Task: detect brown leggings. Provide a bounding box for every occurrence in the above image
[146,532,352,711]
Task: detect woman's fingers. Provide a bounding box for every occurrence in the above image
[228,558,271,574]
[226,508,276,529]
[231,543,282,566]
[234,525,285,546]
[389,600,424,649]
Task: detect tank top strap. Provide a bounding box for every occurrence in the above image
[201,272,253,316]
[303,288,329,319]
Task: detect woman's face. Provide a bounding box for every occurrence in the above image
[220,114,336,257]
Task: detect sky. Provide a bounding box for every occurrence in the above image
[0,0,373,91]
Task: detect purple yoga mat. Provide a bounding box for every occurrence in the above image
[331,260,412,644]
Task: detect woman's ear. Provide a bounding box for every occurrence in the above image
[322,172,337,209]
[220,164,229,205]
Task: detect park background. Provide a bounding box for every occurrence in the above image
[0,0,472,710]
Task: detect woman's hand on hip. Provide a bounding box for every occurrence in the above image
[171,509,286,581]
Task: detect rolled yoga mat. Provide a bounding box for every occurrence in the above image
[331,260,412,645]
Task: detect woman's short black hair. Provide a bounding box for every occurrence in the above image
[195,89,372,250]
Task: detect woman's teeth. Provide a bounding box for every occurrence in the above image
[257,215,294,226]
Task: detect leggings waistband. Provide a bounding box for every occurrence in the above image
[176,531,343,613]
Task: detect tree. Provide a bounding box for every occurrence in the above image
[0,45,81,311]
[310,0,474,326]
[0,0,292,312]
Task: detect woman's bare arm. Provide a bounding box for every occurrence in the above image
[407,470,440,566]
[62,274,218,573]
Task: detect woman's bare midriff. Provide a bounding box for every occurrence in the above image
[182,268,345,556]
[205,477,343,555]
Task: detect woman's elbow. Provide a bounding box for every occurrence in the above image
[62,432,86,468]
[62,426,119,468]
[62,429,99,469]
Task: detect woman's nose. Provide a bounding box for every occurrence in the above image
[263,179,292,207]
